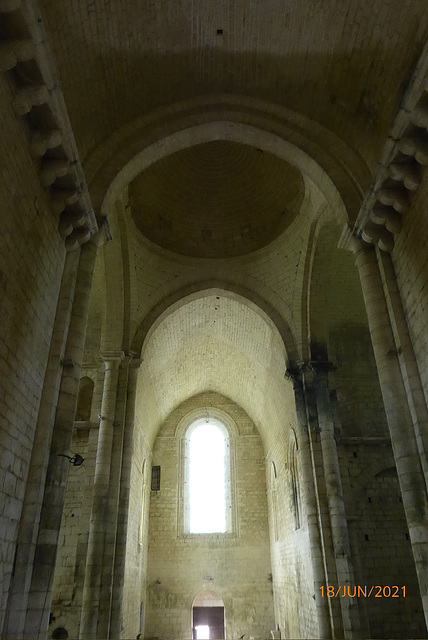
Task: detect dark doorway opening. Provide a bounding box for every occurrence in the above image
[193,606,225,639]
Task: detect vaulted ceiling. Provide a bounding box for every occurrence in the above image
[55,1,428,435]
[128,140,304,259]
[136,293,289,447]
[40,0,428,170]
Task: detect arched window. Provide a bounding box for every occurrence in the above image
[184,418,231,534]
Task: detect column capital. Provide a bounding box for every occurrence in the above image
[338,225,376,255]
[339,222,396,254]
[120,354,142,375]
[101,351,125,368]
[128,357,142,369]
[285,361,309,384]
[308,360,335,376]
[123,350,142,368]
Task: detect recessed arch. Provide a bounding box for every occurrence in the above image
[175,406,240,440]
[134,291,293,448]
[101,122,349,225]
[271,460,278,480]
[133,283,297,362]
[308,218,369,351]
[85,95,370,226]
[75,376,94,422]
[193,590,225,608]
[350,458,397,494]
[287,428,299,458]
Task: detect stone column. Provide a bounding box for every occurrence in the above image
[19,234,99,639]
[109,358,141,636]
[377,249,428,488]
[301,370,344,635]
[94,356,126,638]
[3,248,79,639]
[288,368,331,638]
[352,239,428,627]
[309,361,361,640]
[79,351,124,639]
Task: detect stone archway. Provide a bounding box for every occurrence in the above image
[192,590,225,640]
[87,94,370,227]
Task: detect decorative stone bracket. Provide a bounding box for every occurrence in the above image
[0,0,99,251]
[342,40,428,252]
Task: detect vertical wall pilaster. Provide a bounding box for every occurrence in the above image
[377,249,428,488]
[309,361,361,639]
[303,368,344,636]
[288,370,331,638]
[109,359,141,637]
[352,240,428,628]
[79,351,124,639]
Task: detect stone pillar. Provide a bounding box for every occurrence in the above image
[288,368,331,638]
[109,359,141,637]
[16,234,99,639]
[79,351,124,639]
[352,240,428,627]
[309,361,361,640]
[299,368,344,635]
[95,355,127,639]
[2,248,79,639]
[377,249,428,488]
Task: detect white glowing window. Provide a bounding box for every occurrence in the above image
[195,625,210,639]
[184,419,231,534]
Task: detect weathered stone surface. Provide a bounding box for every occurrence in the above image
[1,3,428,640]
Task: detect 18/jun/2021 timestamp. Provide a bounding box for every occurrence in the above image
[320,585,406,598]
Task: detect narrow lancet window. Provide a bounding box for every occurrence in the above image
[186,420,229,534]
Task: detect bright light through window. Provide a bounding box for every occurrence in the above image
[189,422,226,533]
[195,625,210,639]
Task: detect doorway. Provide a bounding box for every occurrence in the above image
[192,590,225,639]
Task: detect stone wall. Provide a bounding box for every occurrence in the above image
[49,366,102,637]
[0,73,65,630]
[342,445,426,639]
[121,415,152,638]
[309,220,389,439]
[265,386,319,640]
[49,424,94,636]
[145,392,275,640]
[329,324,389,438]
